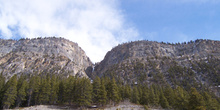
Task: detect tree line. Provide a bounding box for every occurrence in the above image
[0,73,220,109]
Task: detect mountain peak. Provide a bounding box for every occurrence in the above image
[0,37,93,79]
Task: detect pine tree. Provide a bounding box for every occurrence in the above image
[3,75,17,109]
[140,86,149,105]
[148,86,155,105]
[16,75,28,107]
[203,91,220,110]
[76,77,92,107]
[98,79,107,106]
[131,86,139,104]
[159,90,169,108]
[188,88,205,110]
[38,76,51,104]
[0,73,5,108]
[50,74,58,104]
[92,76,101,103]
[174,86,188,110]
[163,85,175,107]
[110,78,119,105]
[153,86,160,106]
[58,80,65,103]
[64,76,76,105]
[0,73,5,91]
[27,75,40,106]
[137,85,143,103]
[124,85,131,100]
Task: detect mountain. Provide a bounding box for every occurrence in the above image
[0,37,93,79]
[93,39,220,96]
[0,37,219,96]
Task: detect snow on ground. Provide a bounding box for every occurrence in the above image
[15,102,163,110]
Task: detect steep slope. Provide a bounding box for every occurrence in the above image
[0,37,93,79]
[93,39,220,96]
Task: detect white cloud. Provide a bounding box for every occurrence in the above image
[0,0,139,63]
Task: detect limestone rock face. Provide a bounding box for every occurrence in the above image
[0,37,93,79]
[92,39,220,97]
[94,40,220,76]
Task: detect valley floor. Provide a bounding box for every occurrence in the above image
[14,102,163,110]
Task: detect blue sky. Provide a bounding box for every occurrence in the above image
[0,0,220,62]
[120,0,220,43]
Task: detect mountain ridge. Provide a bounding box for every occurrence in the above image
[0,37,219,97]
[92,39,220,97]
[0,37,93,79]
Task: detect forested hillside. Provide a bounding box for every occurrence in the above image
[0,74,220,109]
[93,39,220,98]
[0,38,220,109]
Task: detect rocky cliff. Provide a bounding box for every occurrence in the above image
[93,39,220,96]
[0,37,93,79]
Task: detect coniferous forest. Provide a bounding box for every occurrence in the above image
[0,73,220,110]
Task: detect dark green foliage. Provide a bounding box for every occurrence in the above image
[148,86,155,105]
[50,74,58,104]
[0,73,5,108]
[163,85,175,107]
[76,77,92,107]
[159,90,169,108]
[38,75,51,104]
[202,92,220,110]
[124,85,131,100]
[16,75,28,107]
[92,76,101,103]
[3,75,17,109]
[64,76,76,105]
[140,86,149,105]
[97,79,107,106]
[27,75,40,106]
[173,86,188,110]
[57,80,65,103]
[188,88,205,110]
[0,72,220,109]
[131,86,139,104]
[109,78,120,105]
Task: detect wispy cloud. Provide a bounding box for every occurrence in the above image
[0,0,139,62]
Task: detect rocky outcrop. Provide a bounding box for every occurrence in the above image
[94,39,220,76]
[0,37,93,79]
[93,39,220,97]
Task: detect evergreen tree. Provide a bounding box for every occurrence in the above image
[92,76,101,103]
[50,74,58,104]
[110,78,119,105]
[58,80,65,103]
[105,77,112,102]
[202,91,220,110]
[64,76,76,105]
[76,77,92,107]
[140,86,149,105]
[27,75,40,106]
[159,90,169,108]
[98,78,107,106]
[119,85,125,100]
[3,75,17,109]
[148,86,155,105]
[137,85,143,103]
[131,86,139,104]
[38,76,51,104]
[153,86,160,106]
[174,86,188,110]
[16,75,28,107]
[163,85,175,107]
[188,88,205,110]
[124,85,131,100]
[0,73,5,108]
